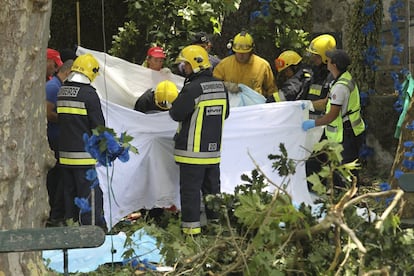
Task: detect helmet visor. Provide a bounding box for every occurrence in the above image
[232,43,252,52]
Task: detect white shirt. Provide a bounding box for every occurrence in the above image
[329,82,350,121]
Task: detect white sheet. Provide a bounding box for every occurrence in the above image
[77,46,185,108]
[98,100,322,229]
[76,47,323,229]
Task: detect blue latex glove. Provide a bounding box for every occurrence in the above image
[302,120,316,131]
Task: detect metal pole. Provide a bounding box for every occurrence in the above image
[76,0,81,46]
[91,188,95,225]
[63,249,69,276]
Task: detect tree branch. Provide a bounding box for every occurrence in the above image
[375,189,404,230]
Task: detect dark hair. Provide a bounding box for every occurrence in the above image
[60,48,78,63]
[290,62,302,75]
[58,59,73,73]
[192,32,210,45]
[326,49,351,72]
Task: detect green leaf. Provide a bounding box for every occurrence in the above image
[318,166,330,178]
[234,193,265,227]
[308,173,326,194]
[331,143,344,163]
[312,139,330,152]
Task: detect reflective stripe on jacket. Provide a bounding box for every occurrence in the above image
[57,82,105,167]
[306,65,333,101]
[170,71,230,165]
[325,71,365,143]
[59,151,96,166]
[267,67,312,103]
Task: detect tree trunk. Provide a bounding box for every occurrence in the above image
[390,95,414,219]
[0,0,52,274]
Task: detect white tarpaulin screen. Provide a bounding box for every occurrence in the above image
[77,47,323,229]
[77,46,185,108]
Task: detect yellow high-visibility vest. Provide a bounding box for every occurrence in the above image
[325,71,365,143]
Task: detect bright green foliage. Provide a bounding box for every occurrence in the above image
[274,28,310,51]
[234,193,268,228]
[110,21,141,63]
[110,0,239,67]
[249,0,312,54]
[111,141,414,275]
[109,0,313,68]
[307,140,354,199]
[268,143,297,176]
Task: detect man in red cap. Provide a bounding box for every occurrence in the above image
[144,46,166,71]
[46,48,63,81]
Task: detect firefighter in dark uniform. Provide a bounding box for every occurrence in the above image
[267,50,313,102]
[169,45,230,235]
[57,53,106,227]
[134,80,178,113]
[133,80,179,222]
[306,34,337,118]
[305,34,337,188]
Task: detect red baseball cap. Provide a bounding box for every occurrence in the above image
[47,48,63,67]
[147,46,166,58]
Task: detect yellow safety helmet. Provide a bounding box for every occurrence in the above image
[71,54,100,82]
[154,80,178,110]
[232,31,254,53]
[306,34,336,64]
[275,50,302,72]
[175,45,211,73]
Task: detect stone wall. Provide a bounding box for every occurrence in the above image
[364,95,399,177]
[311,0,352,47]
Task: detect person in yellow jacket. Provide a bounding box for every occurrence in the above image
[302,49,365,186]
[213,31,276,98]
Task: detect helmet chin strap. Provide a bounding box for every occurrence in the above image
[67,71,91,84]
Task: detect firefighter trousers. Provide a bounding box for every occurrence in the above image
[179,163,220,228]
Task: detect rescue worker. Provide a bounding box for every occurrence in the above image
[134,80,179,113]
[191,32,221,70]
[267,50,313,102]
[133,80,179,223]
[213,31,276,98]
[169,45,230,235]
[177,32,221,76]
[306,34,337,117]
[57,53,106,227]
[304,34,337,188]
[302,49,365,187]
